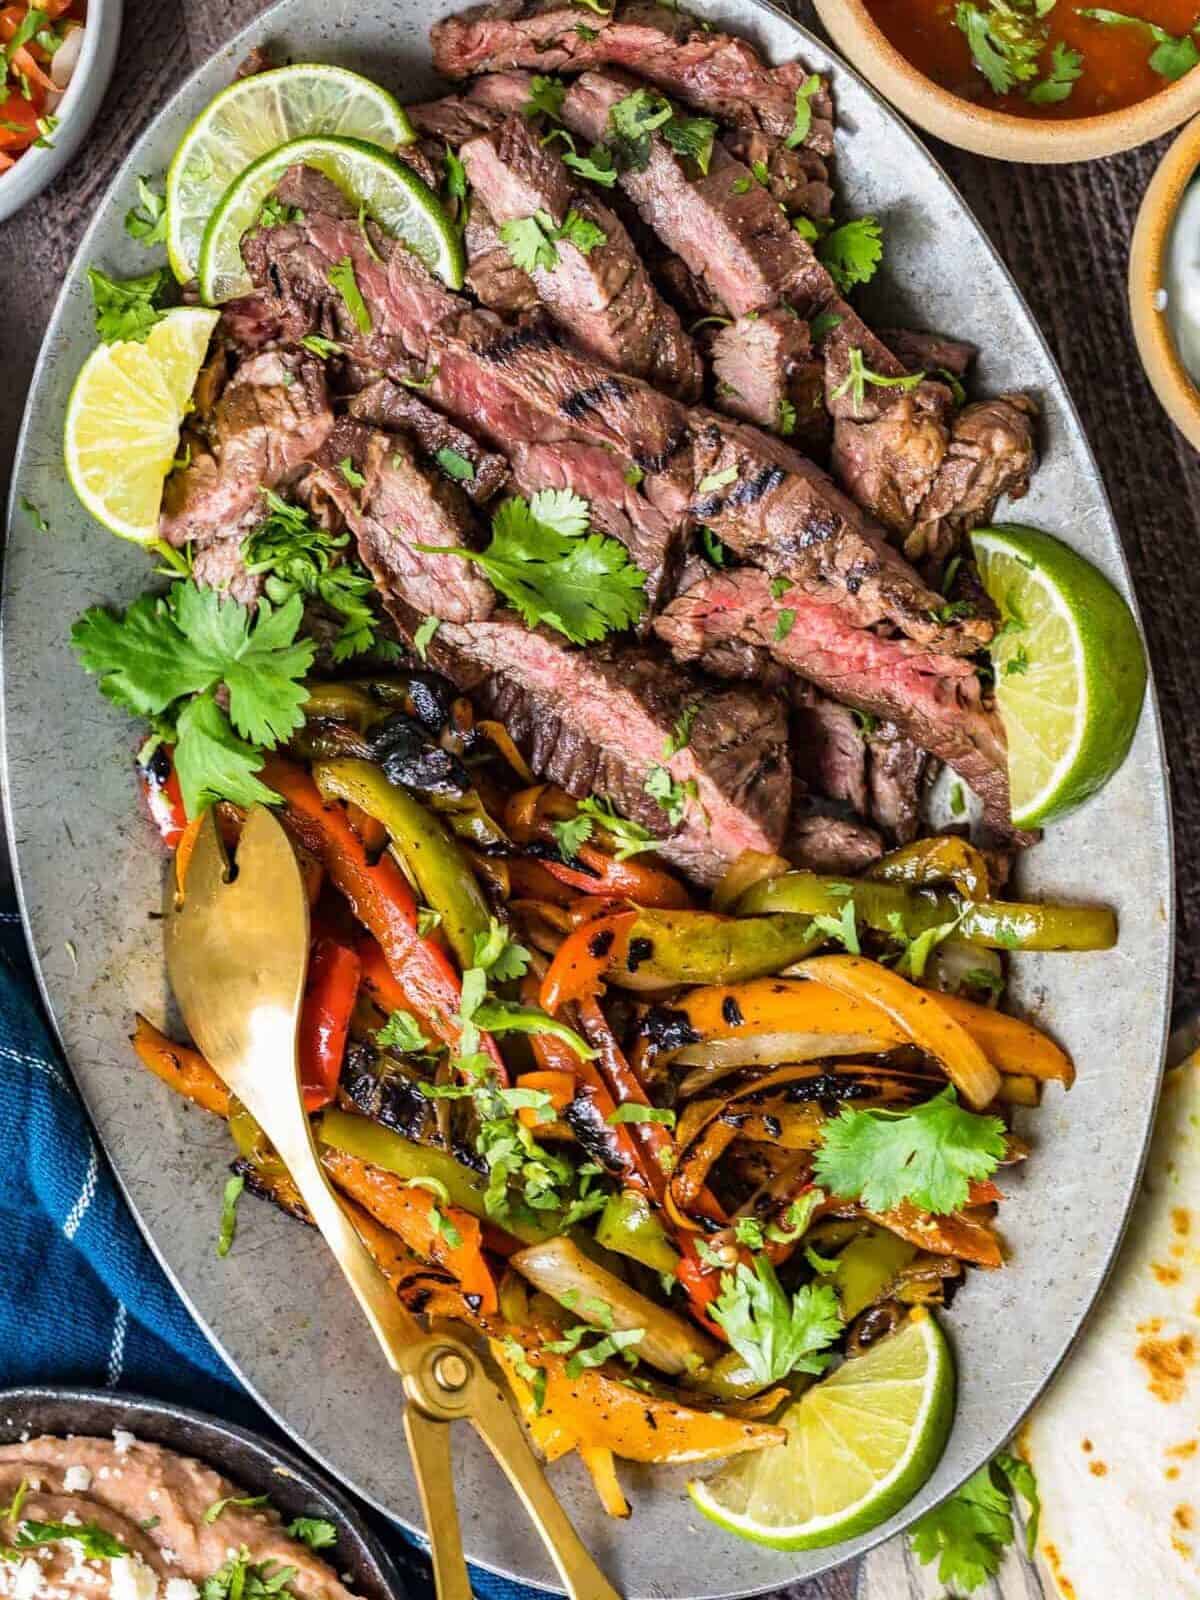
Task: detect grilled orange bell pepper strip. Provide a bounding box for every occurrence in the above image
[132,1015,230,1117]
[299,936,362,1112]
[576,996,675,1203]
[260,756,503,1074]
[540,911,638,1012]
[321,1145,497,1314]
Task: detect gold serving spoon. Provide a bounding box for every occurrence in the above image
[164,805,621,1600]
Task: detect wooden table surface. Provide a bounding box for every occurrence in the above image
[0,2,1192,1595]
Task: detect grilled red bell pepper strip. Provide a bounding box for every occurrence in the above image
[259,756,502,1072]
[299,936,362,1112]
[541,847,692,909]
[139,748,188,847]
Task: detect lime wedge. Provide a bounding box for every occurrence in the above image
[197,134,464,304]
[688,1309,954,1550]
[971,524,1148,829]
[166,63,413,284]
[64,308,220,544]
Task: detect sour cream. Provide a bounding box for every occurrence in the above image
[1163,174,1200,385]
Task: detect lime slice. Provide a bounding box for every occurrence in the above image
[166,63,413,284]
[971,523,1148,829]
[688,1309,954,1550]
[197,134,464,304]
[64,308,220,544]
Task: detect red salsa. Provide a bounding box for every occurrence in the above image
[863,0,1200,118]
[0,0,87,173]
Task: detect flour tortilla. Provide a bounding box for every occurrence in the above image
[1023,1053,1200,1598]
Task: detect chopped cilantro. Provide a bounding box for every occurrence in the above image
[216,1174,244,1259]
[124,176,167,245]
[711,1257,842,1384]
[328,257,372,335]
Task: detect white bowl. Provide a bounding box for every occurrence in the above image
[0,0,123,225]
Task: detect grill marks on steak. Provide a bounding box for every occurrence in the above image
[460,114,702,398]
[386,605,791,884]
[348,378,511,503]
[242,171,980,651]
[431,1,834,146]
[654,565,1018,835]
[160,347,333,547]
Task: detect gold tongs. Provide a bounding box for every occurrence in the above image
[164,806,621,1600]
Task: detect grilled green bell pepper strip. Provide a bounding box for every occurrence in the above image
[594,1190,680,1275]
[312,758,492,971]
[317,1108,556,1244]
[607,909,826,990]
[735,872,1116,952]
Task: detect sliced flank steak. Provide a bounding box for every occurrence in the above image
[459,113,702,397]
[710,310,830,457]
[791,683,925,843]
[307,419,496,624]
[160,347,333,547]
[431,1,834,148]
[907,395,1039,565]
[721,125,833,221]
[381,601,792,885]
[464,199,542,314]
[348,378,511,503]
[786,810,884,874]
[241,170,983,650]
[654,565,1019,836]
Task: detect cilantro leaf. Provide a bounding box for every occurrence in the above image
[575,795,655,859]
[1028,40,1084,101]
[710,1257,842,1385]
[473,997,595,1059]
[1079,8,1200,79]
[10,1521,129,1560]
[170,583,312,748]
[607,87,674,169]
[699,527,727,566]
[202,1547,298,1600]
[473,916,532,981]
[328,257,372,334]
[216,1173,245,1259]
[501,212,560,273]
[375,1009,431,1053]
[818,216,883,293]
[773,607,796,642]
[643,764,697,826]
[203,1495,270,1525]
[785,74,823,149]
[563,142,618,186]
[556,208,607,254]
[607,1103,675,1126]
[259,196,303,229]
[525,74,566,121]
[174,693,281,816]
[299,334,343,359]
[909,1454,1038,1591]
[285,1518,337,1552]
[662,703,697,758]
[243,491,386,663]
[831,347,925,414]
[661,112,718,174]
[436,446,475,482]
[124,176,167,246]
[813,1086,1006,1216]
[338,457,365,490]
[955,1,1044,94]
[443,146,467,202]
[413,615,440,661]
[552,811,593,861]
[416,491,646,645]
[87,266,169,344]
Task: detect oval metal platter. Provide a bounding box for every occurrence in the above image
[0,0,1174,1594]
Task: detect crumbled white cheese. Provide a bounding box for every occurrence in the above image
[62,1467,92,1494]
[112,1430,136,1456]
[109,1558,157,1600]
[12,1560,43,1600]
[164,1581,199,1600]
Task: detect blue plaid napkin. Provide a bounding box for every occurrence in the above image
[0,909,535,1600]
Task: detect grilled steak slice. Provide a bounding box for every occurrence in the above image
[348,378,511,503]
[309,420,496,624]
[431,1,834,146]
[460,114,702,397]
[561,70,827,320]
[791,682,868,817]
[654,565,1018,835]
[242,170,982,650]
[791,684,924,841]
[908,395,1038,564]
[787,812,883,873]
[830,388,957,540]
[721,126,833,220]
[408,92,505,145]
[509,439,684,612]
[386,604,791,884]
[710,311,829,456]
[191,536,264,606]
[160,348,333,547]
[880,328,977,380]
[465,198,541,313]
[687,413,988,649]
[866,720,926,843]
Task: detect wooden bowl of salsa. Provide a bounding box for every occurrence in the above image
[811,0,1200,162]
